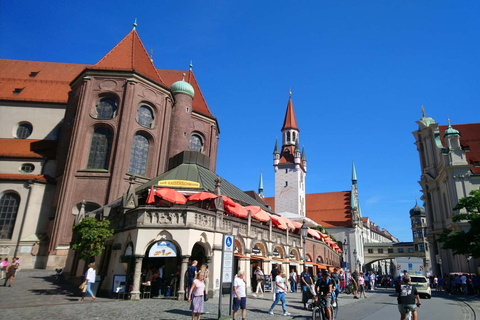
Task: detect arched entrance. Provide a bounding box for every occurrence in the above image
[143,240,181,297]
[250,242,266,293]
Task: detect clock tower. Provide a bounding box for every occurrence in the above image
[273,93,306,216]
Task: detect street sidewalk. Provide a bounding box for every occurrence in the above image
[0,269,385,319]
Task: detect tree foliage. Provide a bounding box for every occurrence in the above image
[71,217,114,262]
[438,190,480,258]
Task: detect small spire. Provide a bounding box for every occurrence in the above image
[447,116,451,126]
[133,18,137,30]
[182,73,186,81]
[295,138,300,153]
[258,170,264,198]
[273,138,280,155]
[352,159,357,183]
[421,105,425,118]
[301,146,306,161]
[150,49,154,61]
[289,87,292,97]
[190,60,193,71]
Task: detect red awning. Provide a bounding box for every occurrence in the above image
[188,192,218,202]
[225,202,248,218]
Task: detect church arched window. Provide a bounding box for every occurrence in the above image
[136,105,155,128]
[189,133,204,152]
[95,97,117,120]
[87,127,113,170]
[287,132,291,142]
[128,134,149,175]
[0,193,20,240]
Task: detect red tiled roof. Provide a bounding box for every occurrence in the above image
[362,217,369,224]
[0,59,87,103]
[263,191,352,228]
[92,30,164,85]
[263,196,275,211]
[281,97,299,131]
[158,69,214,118]
[0,173,55,183]
[439,123,480,175]
[0,139,57,159]
[306,191,352,228]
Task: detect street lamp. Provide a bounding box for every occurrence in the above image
[353,249,357,271]
[343,239,348,270]
[301,221,309,269]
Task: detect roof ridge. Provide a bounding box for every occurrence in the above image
[0,78,71,84]
[131,30,164,84]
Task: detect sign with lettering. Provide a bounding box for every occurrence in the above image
[158,180,200,188]
[148,241,177,257]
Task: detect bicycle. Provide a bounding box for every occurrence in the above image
[344,280,354,295]
[312,295,335,320]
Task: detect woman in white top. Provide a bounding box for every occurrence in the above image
[80,262,96,302]
[254,266,264,297]
[268,269,291,316]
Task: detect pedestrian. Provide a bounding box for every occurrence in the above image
[358,273,366,298]
[187,260,198,300]
[0,257,8,280]
[300,266,313,309]
[271,264,278,301]
[461,274,468,296]
[3,257,18,287]
[396,275,421,320]
[14,257,20,277]
[187,273,205,320]
[268,269,291,316]
[289,268,297,293]
[80,262,96,302]
[315,270,333,320]
[339,270,345,291]
[472,275,479,295]
[351,269,359,299]
[204,264,210,295]
[369,272,376,290]
[364,272,370,291]
[433,275,438,291]
[233,270,247,320]
[157,264,165,296]
[253,266,264,297]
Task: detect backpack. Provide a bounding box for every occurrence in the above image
[329,277,340,297]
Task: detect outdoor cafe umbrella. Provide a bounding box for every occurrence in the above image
[271,215,288,230]
[308,228,321,240]
[146,186,156,204]
[188,192,218,202]
[279,216,296,230]
[221,195,236,207]
[225,202,248,218]
[244,206,271,223]
[154,188,187,204]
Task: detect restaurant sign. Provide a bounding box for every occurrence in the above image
[148,241,177,258]
[158,180,200,188]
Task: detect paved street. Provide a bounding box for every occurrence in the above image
[0,270,478,320]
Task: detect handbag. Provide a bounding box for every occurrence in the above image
[204,291,209,301]
[79,281,87,292]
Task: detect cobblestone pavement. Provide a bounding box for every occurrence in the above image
[0,270,442,320]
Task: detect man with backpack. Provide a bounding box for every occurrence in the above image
[396,275,421,320]
[316,270,333,320]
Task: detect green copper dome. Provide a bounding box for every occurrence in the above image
[443,124,460,138]
[171,74,194,98]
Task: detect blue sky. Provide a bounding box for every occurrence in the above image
[2,1,479,242]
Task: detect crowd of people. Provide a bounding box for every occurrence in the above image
[435,273,479,296]
[0,256,20,287]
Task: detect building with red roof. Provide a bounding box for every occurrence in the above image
[413,109,480,275]
[0,27,219,269]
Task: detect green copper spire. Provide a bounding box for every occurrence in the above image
[301,146,306,161]
[273,138,279,155]
[350,189,357,209]
[358,202,362,218]
[295,138,300,153]
[352,159,357,184]
[443,117,460,138]
[133,18,137,30]
[258,170,264,198]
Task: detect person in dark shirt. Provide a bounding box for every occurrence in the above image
[396,275,421,320]
[186,260,198,300]
[315,270,333,320]
[300,266,313,309]
[351,269,358,299]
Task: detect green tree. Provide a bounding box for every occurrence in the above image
[72,217,114,262]
[438,190,480,258]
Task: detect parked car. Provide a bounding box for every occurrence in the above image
[410,276,431,299]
